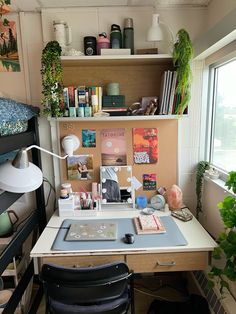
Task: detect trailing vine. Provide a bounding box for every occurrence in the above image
[172,29,194,115]
[41,41,64,117]
[195,161,209,220]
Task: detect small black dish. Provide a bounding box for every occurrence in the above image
[124,233,135,244]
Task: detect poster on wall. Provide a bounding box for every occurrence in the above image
[100,128,127,166]
[82,129,96,147]
[67,154,93,180]
[143,173,157,190]
[133,128,158,164]
[0,21,20,72]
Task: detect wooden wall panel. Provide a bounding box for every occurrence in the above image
[59,119,178,201]
[62,62,173,107]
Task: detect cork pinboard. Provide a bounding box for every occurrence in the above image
[59,119,178,200]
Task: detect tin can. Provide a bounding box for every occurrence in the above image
[84,36,97,56]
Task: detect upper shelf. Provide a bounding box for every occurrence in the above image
[61,54,173,66]
[49,115,185,122]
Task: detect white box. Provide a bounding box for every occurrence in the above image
[101,48,131,55]
[58,195,74,216]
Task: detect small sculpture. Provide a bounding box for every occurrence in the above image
[166,184,183,210]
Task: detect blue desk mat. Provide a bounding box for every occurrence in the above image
[52,216,187,251]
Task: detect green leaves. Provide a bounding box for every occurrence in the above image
[195,161,209,220]
[41,41,64,117]
[172,29,194,115]
[209,170,236,294]
[226,171,236,194]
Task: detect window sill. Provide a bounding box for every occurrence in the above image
[204,176,235,197]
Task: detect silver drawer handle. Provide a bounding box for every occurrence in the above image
[156,260,176,266]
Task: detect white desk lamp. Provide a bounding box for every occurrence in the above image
[147,13,175,53]
[0,134,80,193]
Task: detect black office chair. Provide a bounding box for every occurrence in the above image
[40,261,133,314]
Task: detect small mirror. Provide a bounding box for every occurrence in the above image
[100,166,134,208]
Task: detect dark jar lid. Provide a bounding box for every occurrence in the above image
[84,36,96,42]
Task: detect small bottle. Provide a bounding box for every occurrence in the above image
[110,24,122,49]
[123,18,134,54]
[61,182,72,195]
[84,91,92,117]
[77,104,85,117]
[97,32,110,55]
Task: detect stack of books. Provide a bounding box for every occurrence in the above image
[133,215,166,234]
[159,70,178,115]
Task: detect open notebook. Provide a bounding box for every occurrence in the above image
[65,222,117,241]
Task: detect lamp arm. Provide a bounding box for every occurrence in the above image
[26,145,68,160]
[159,20,175,44]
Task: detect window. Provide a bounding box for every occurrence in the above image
[208,58,236,173]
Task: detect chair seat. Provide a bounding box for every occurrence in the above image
[47,290,129,314]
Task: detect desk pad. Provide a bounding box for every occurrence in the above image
[52,216,187,251]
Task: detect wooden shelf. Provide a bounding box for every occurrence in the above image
[61,54,173,66]
[49,115,186,122]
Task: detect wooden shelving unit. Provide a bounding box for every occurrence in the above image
[0,117,47,314]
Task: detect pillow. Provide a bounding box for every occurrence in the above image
[0,97,39,123]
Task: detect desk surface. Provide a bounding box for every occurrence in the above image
[31,209,216,257]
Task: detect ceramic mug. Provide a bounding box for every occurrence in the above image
[0,210,19,237]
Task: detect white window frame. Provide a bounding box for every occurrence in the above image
[205,55,236,181]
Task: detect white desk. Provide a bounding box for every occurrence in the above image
[31,209,216,274]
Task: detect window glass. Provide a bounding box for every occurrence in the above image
[210,59,236,172]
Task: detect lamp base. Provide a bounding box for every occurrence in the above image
[136,48,158,55]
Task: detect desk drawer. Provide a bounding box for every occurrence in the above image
[41,255,125,268]
[126,252,208,273]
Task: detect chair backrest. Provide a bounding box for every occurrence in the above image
[40,261,131,305]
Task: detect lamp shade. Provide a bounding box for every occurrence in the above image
[0,145,68,193]
[0,160,43,193]
[147,14,164,42]
[61,134,80,157]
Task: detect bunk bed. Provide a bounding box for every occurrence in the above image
[0,116,47,313]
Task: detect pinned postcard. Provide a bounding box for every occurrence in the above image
[133,128,158,164]
[143,173,157,190]
[100,128,127,166]
[82,129,96,147]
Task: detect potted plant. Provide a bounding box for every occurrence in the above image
[41,41,64,117]
[208,171,236,293]
[195,161,209,220]
[172,29,194,115]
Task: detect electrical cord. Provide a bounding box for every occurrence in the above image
[43,177,56,210]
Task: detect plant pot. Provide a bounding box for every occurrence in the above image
[0,290,12,308]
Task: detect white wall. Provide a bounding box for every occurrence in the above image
[207,0,236,29]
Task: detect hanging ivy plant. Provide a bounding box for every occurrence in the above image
[41,41,64,117]
[195,161,210,220]
[172,29,194,115]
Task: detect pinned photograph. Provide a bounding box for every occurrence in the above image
[67,154,93,180]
